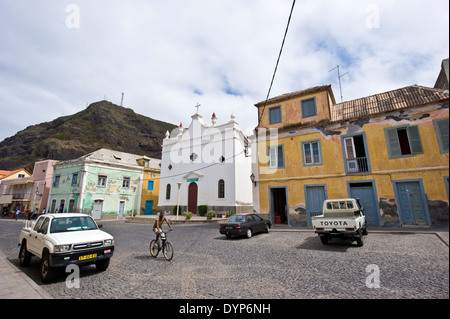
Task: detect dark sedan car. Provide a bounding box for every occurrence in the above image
[219,214,271,239]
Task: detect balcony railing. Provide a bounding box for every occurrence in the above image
[12,193,32,200]
[345,157,369,173]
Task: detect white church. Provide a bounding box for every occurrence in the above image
[157,105,253,215]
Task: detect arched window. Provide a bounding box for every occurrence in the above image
[166,184,171,200]
[218,179,225,199]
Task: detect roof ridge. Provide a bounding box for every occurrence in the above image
[254,84,332,107]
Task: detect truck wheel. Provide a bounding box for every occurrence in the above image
[96,258,110,272]
[40,250,54,283]
[19,241,32,267]
[320,236,330,245]
[362,226,368,235]
[355,229,364,247]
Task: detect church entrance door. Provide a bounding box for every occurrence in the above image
[188,182,198,214]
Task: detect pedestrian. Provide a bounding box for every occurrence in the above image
[41,207,46,215]
[27,209,31,221]
[15,209,20,221]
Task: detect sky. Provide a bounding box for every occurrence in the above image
[0,0,448,143]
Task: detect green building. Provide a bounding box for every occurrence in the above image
[48,148,145,219]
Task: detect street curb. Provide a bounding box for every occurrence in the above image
[270,227,449,246]
[0,250,53,299]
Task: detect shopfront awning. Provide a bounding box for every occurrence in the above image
[0,195,13,205]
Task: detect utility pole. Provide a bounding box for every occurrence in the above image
[120,92,124,106]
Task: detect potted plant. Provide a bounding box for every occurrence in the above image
[206,211,216,220]
[183,211,193,220]
[198,205,207,217]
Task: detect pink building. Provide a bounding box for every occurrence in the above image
[0,160,58,217]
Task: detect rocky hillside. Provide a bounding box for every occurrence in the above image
[0,100,177,172]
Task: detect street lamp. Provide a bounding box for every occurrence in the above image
[176,182,182,220]
[250,173,256,187]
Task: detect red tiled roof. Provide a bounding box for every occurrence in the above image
[0,169,31,180]
[331,85,449,122]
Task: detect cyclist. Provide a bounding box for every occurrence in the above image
[153,211,173,248]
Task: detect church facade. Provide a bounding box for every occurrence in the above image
[157,108,253,215]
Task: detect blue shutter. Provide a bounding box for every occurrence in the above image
[277,145,284,168]
[407,126,423,154]
[269,106,282,124]
[385,127,402,158]
[435,118,449,153]
[301,98,317,118]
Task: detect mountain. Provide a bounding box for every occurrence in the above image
[0,100,177,172]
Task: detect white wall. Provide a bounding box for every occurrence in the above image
[158,112,253,211]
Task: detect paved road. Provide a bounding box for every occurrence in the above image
[0,220,448,299]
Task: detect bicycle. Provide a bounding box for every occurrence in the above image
[150,230,174,261]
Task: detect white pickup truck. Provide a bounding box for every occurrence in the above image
[311,198,368,247]
[18,213,114,283]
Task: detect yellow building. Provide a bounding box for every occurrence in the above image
[137,156,161,215]
[254,84,449,227]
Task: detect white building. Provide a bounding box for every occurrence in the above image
[158,108,253,215]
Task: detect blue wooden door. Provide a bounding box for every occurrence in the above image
[305,186,326,226]
[144,200,153,215]
[118,201,125,219]
[396,182,427,225]
[349,184,380,226]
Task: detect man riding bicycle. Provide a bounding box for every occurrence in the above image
[153,211,173,247]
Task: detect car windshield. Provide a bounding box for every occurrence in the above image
[227,215,246,223]
[50,216,98,233]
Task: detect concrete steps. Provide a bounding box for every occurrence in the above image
[125,215,227,225]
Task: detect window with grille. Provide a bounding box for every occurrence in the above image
[218,179,225,199]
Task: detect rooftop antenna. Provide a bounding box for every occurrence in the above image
[120,92,124,106]
[329,65,349,102]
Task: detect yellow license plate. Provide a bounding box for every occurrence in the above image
[78,253,97,261]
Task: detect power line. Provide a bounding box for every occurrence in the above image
[48,150,245,184]
[258,0,296,127]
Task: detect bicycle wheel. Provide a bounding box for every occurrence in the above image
[163,241,174,261]
[149,239,159,257]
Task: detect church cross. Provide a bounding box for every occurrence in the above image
[195,103,201,114]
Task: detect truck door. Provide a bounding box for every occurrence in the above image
[28,217,50,256]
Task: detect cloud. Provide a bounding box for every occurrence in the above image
[0,0,448,144]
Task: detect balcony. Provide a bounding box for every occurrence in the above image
[12,193,32,201]
[345,157,370,174]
